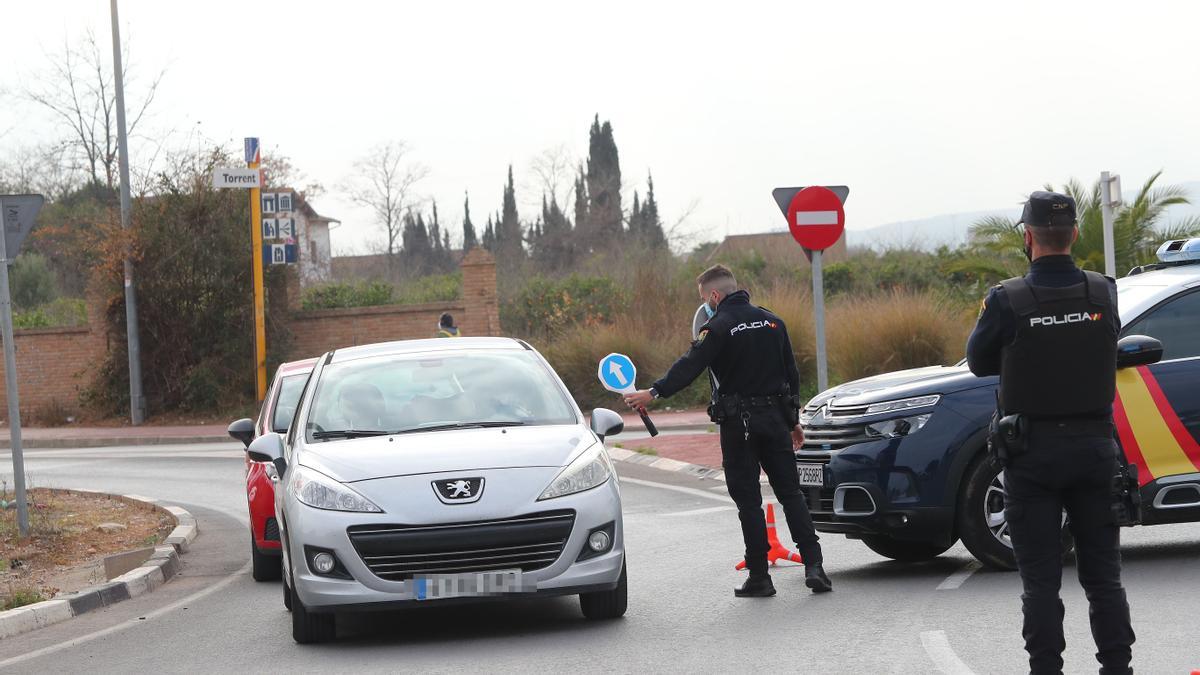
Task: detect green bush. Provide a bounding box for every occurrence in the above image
[301,273,461,311]
[301,281,394,310]
[503,275,628,338]
[9,253,58,310]
[12,298,87,329]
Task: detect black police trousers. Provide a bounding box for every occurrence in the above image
[1004,426,1134,674]
[719,406,822,576]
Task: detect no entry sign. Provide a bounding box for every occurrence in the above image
[786,186,845,251]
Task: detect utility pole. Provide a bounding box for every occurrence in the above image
[110,0,145,424]
[1100,171,1122,278]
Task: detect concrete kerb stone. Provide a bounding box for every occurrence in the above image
[0,493,195,641]
[607,445,726,482]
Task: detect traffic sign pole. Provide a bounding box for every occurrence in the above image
[811,249,828,393]
[248,143,267,402]
[0,197,29,536]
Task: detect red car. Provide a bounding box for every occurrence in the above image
[228,358,317,581]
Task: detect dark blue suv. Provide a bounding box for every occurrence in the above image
[797,239,1200,569]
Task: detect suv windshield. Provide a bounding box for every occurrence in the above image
[305,350,578,442]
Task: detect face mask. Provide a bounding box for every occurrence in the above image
[703,302,716,319]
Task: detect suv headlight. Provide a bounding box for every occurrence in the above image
[865,413,932,438]
[864,395,940,415]
[289,466,383,513]
[539,443,612,501]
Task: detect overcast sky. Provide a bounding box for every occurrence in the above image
[3,0,1200,254]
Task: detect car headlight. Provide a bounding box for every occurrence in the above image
[864,395,940,415]
[538,443,612,501]
[288,465,383,513]
[865,413,932,438]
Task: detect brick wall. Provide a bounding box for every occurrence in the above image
[285,248,500,359]
[0,298,107,419]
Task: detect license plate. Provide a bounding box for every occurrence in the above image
[797,462,825,487]
[412,569,526,601]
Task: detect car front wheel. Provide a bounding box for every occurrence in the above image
[291,581,335,643]
[958,454,1072,570]
[579,560,627,620]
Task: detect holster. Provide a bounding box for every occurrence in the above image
[1112,462,1142,526]
[707,396,740,424]
[987,410,1027,469]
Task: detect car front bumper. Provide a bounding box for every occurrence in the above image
[285,475,625,611]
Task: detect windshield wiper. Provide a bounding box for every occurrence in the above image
[391,421,527,435]
[311,429,390,440]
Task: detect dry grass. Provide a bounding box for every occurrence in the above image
[827,290,975,382]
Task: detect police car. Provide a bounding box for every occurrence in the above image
[797,238,1200,569]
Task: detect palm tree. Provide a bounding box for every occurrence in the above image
[967,172,1200,277]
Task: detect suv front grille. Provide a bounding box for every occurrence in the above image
[800,422,872,451]
[346,511,575,581]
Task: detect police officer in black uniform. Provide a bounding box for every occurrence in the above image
[967,191,1134,674]
[624,264,831,597]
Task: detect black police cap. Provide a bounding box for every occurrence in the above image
[1018,191,1077,227]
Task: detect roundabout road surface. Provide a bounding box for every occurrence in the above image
[0,442,1198,673]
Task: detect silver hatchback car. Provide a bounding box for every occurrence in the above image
[245,337,628,643]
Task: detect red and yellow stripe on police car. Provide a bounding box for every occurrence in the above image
[1114,365,1200,486]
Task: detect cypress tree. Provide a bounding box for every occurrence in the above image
[585,115,623,247]
[462,192,478,251]
[498,165,523,262]
[482,215,496,252]
[641,172,666,248]
[573,167,588,236]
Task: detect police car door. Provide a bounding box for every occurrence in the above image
[1114,288,1200,486]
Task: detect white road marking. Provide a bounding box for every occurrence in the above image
[662,505,737,517]
[937,561,982,591]
[620,476,731,503]
[0,560,252,669]
[920,630,976,675]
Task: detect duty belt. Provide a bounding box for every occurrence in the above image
[726,394,786,408]
[1026,417,1113,437]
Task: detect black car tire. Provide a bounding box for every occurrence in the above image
[251,535,282,582]
[861,535,954,562]
[958,454,1073,570]
[291,581,335,643]
[579,560,627,620]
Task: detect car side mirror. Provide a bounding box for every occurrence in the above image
[247,432,287,477]
[1117,335,1163,369]
[590,408,624,441]
[227,417,255,448]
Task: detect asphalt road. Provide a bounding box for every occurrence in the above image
[1,441,1198,673]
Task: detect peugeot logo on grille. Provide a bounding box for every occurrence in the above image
[433,477,485,504]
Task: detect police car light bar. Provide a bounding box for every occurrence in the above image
[1155,238,1200,263]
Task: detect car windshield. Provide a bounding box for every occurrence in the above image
[305,350,578,442]
[272,373,310,432]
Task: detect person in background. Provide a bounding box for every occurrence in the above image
[436,313,460,338]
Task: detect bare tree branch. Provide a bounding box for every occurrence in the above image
[340,141,429,261]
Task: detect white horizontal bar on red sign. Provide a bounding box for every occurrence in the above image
[795,211,839,226]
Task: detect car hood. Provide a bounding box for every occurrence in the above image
[297,425,595,483]
[806,365,996,409]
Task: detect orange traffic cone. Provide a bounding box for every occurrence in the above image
[735,503,803,570]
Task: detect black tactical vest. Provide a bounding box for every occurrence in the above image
[998,271,1117,417]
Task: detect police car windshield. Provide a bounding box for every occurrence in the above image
[305,351,578,442]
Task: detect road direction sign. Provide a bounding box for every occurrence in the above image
[262,218,278,239]
[277,217,294,239]
[264,243,297,265]
[278,192,293,211]
[244,137,260,164]
[785,186,846,251]
[261,193,278,213]
[598,353,638,394]
[1,194,44,259]
[213,167,261,189]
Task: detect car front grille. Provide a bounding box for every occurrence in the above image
[799,422,872,452]
[346,510,575,581]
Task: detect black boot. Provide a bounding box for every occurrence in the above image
[805,563,832,593]
[734,575,776,598]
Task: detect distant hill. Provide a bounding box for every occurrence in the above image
[847,180,1200,251]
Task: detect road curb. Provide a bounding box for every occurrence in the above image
[0,492,197,640]
[608,445,726,482]
[0,435,230,449]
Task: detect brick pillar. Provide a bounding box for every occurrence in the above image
[460,249,500,337]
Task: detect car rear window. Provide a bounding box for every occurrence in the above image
[305,351,578,441]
